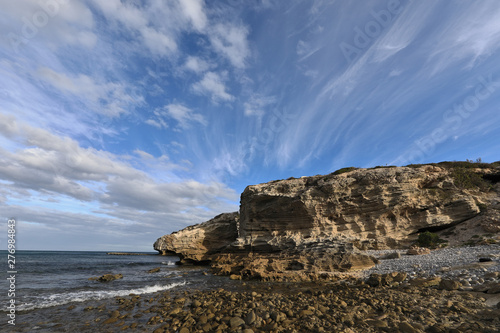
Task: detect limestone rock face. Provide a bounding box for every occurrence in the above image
[211,241,378,281]
[153,212,239,263]
[238,165,499,250]
[154,163,500,279]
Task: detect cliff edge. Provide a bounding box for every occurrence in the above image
[154,162,500,280]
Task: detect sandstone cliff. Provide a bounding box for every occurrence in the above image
[154,162,500,279]
[153,212,239,264]
[237,163,499,251]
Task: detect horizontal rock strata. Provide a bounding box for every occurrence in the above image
[153,212,239,264]
[154,162,500,279]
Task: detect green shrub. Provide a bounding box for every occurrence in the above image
[406,164,427,168]
[450,168,491,190]
[373,165,397,169]
[416,231,446,248]
[332,167,358,175]
[477,202,488,212]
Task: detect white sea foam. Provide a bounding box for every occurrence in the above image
[10,281,187,312]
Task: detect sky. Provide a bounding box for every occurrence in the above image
[1,0,500,252]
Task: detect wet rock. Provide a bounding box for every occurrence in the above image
[398,321,421,333]
[147,267,161,273]
[229,317,245,328]
[407,247,431,255]
[409,277,441,287]
[366,319,388,328]
[479,257,493,262]
[438,279,462,291]
[245,311,256,325]
[102,317,118,325]
[486,283,500,294]
[93,274,123,282]
[383,252,401,259]
[367,272,407,287]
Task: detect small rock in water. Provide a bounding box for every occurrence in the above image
[92,274,123,282]
[147,267,161,273]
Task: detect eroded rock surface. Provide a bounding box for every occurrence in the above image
[154,163,500,279]
[153,212,239,263]
[238,165,499,251]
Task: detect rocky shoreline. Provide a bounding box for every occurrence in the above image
[7,244,500,332]
[154,162,500,282]
[85,276,500,333]
[12,163,499,331]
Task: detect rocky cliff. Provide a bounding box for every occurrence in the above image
[154,162,500,280]
[153,212,239,264]
[237,163,499,250]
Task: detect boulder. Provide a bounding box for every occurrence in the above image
[438,279,462,291]
[382,252,401,259]
[91,274,123,282]
[410,277,441,287]
[407,246,431,255]
[153,212,239,263]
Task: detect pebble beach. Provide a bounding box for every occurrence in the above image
[4,244,500,333]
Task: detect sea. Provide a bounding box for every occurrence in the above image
[0,250,233,331]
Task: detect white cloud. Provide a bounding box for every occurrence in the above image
[145,118,166,129]
[209,23,250,69]
[90,0,147,29]
[134,149,154,160]
[184,56,210,73]
[389,69,402,77]
[304,70,319,78]
[192,71,234,102]
[140,26,177,55]
[165,103,207,128]
[428,3,500,73]
[244,95,276,117]
[179,0,207,31]
[146,104,206,129]
[90,0,177,56]
[0,0,97,50]
[0,113,237,215]
[37,67,139,117]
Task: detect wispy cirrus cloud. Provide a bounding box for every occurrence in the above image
[38,67,140,117]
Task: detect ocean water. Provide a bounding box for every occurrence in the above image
[0,250,211,312]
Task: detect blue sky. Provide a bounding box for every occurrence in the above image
[1,0,499,251]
